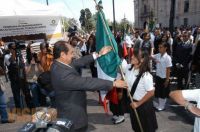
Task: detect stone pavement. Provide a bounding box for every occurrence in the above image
[86,91,193,132]
[0,69,194,132]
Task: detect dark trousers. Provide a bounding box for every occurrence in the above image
[10,78,21,108]
[176,68,189,89]
[110,99,124,116]
[155,76,169,98]
[27,82,40,107]
[9,75,32,108]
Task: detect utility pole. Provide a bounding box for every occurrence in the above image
[112,0,116,35]
[46,0,49,6]
[169,0,176,34]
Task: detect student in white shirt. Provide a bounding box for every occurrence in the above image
[122,49,158,132]
[152,42,172,111]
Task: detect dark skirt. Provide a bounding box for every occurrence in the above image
[155,76,169,98]
[129,99,158,132]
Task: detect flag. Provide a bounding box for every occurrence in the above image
[95,7,121,113]
[123,42,128,58]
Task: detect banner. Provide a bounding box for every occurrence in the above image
[0,16,62,38]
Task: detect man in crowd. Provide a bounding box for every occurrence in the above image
[173,32,193,89]
[51,41,127,132]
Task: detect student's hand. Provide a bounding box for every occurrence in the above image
[113,80,128,89]
[188,105,200,117]
[130,102,139,109]
[99,46,112,56]
[164,79,169,88]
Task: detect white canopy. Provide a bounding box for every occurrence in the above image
[0,0,63,39]
[0,0,60,16]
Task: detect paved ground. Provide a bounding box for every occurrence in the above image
[0,69,194,132]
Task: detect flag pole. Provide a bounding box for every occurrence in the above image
[93,1,144,132]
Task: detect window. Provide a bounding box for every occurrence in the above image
[184,0,189,13]
[144,5,147,13]
[183,18,188,26]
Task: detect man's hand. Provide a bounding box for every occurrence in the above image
[99,46,112,56]
[113,79,128,89]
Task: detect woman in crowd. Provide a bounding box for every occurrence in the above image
[162,31,173,56]
[86,34,97,77]
[38,42,53,72]
[122,49,158,132]
[26,47,44,107]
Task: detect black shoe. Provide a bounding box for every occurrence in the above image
[1,119,15,124]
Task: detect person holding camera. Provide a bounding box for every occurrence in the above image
[4,43,32,110]
[25,46,44,108]
[51,41,128,132]
[38,42,53,72]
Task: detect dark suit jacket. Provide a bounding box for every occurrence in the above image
[51,55,113,130]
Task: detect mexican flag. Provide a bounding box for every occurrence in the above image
[95,6,121,112]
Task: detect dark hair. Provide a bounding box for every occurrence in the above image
[26,49,39,64]
[40,42,47,50]
[26,46,32,64]
[129,49,150,76]
[8,43,15,49]
[159,41,168,48]
[53,41,69,59]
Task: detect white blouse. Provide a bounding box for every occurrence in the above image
[122,60,154,101]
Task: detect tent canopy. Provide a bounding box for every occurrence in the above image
[0,0,60,16]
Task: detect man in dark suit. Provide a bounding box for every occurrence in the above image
[51,41,127,132]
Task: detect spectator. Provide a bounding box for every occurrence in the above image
[152,42,172,111]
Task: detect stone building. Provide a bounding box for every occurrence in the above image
[134,0,200,28]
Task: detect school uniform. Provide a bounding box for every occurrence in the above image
[122,62,158,132]
[154,53,172,98]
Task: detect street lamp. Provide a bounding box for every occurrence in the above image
[46,0,49,6]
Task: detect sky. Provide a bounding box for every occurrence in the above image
[32,0,135,23]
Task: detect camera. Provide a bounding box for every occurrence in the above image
[19,118,73,132]
[15,40,26,50]
[67,26,77,37]
[8,40,26,50]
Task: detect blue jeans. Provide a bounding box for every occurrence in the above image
[28,83,40,107]
[0,90,8,122]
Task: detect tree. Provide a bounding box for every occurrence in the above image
[79,8,95,33]
[79,9,85,27]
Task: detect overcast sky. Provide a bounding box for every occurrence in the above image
[32,0,135,23]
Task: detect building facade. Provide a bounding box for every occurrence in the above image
[134,0,200,28]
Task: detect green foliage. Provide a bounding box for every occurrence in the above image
[79,8,95,33]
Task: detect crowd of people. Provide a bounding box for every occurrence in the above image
[0,25,199,132]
